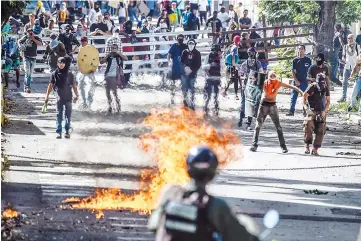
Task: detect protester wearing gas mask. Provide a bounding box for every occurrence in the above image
[303,73,330,156]
[180,39,202,110]
[307,53,331,88]
[18,26,43,93]
[58,24,80,57]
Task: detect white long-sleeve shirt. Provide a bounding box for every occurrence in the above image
[343,44,359,70]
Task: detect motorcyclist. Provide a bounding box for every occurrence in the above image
[203,43,222,117]
[147,146,259,241]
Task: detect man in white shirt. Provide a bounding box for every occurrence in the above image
[339,34,359,102]
[217,7,230,29]
[88,6,98,25]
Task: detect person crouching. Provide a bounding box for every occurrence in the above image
[100,44,128,114]
[44,57,79,139]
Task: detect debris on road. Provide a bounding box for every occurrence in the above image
[303,189,329,195]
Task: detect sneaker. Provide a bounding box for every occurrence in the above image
[65,132,70,139]
[16,81,20,88]
[25,88,31,93]
[281,145,288,153]
[56,133,62,139]
[250,145,258,152]
[311,148,319,156]
[286,112,294,116]
[237,120,243,127]
[305,145,310,154]
[235,95,239,100]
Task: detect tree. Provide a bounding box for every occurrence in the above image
[259,0,361,61]
[1,1,27,30]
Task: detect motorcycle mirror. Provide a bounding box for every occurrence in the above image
[263,209,279,229]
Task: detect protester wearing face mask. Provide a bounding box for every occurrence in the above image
[18,27,43,93]
[338,34,359,102]
[303,73,330,156]
[168,34,188,103]
[250,71,303,153]
[43,32,66,72]
[58,24,80,57]
[180,39,202,110]
[2,36,21,88]
[307,53,331,88]
[238,47,264,130]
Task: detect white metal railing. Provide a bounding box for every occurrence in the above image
[32,30,213,77]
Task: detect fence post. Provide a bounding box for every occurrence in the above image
[262,14,268,60]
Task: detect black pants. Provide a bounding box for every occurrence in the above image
[124,56,132,86]
[105,76,120,110]
[199,11,207,25]
[225,66,239,95]
[204,78,220,115]
[252,102,286,147]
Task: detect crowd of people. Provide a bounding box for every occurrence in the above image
[1,1,361,154]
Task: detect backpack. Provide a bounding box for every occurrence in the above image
[154,186,215,241]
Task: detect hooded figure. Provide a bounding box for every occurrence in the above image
[2,36,21,88]
[179,39,202,110]
[44,32,66,72]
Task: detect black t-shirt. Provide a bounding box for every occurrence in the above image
[90,22,109,44]
[292,56,312,83]
[255,41,270,60]
[239,17,252,29]
[205,18,222,32]
[51,69,74,103]
[307,64,329,79]
[306,84,330,111]
[58,33,80,54]
[249,32,261,47]
[180,49,202,77]
[19,35,42,58]
[238,43,248,60]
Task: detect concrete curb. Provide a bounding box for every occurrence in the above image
[348,113,361,125]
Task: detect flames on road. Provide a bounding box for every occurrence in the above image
[64,107,242,218]
[1,208,19,219]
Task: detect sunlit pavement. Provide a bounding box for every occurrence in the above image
[2,74,361,241]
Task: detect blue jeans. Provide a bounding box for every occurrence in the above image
[128,7,139,22]
[23,57,36,89]
[56,101,72,134]
[341,67,352,99]
[181,75,196,109]
[331,50,340,82]
[349,77,361,112]
[289,81,308,113]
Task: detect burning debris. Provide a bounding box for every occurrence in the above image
[1,208,19,220]
[64,107,242,218]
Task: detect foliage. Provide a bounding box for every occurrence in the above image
[329,101,358,112]
[1,1,27,29]
[272,39,296,79]
[259,0,361,26]
[336,0,361,26]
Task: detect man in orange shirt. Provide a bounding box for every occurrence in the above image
[250,71,303,153]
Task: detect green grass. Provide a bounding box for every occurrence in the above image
[330,101,358,112]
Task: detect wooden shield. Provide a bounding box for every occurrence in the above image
[77,45,100,74]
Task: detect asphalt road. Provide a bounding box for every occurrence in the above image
[2,74,361,241]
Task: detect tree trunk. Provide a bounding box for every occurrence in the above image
[315,1,337,62]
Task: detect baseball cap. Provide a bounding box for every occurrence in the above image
[57,57,66,64]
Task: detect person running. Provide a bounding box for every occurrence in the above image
[203,43,222,117]
[100,44,128,114]
[303,73,330,156]
[250,71,304,153]
[223,35,241,100]
[44,57,79,139]
[168,34,188,103]
[286,44,312,116]
[2,36,21,88]
[18,26,43,93]
[43,32,66,72]
[180,39,202,110]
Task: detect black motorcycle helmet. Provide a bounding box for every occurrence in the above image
[211,43,221,52]
[186,146,218,183]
